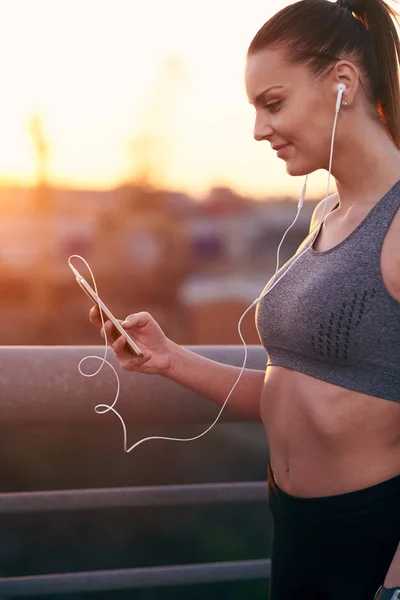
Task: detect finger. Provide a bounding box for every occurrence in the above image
[120,352,151,371]
[102,320,121,345]
[111,333,136,358]
[112,331,149,361]
[121,312,150,329]
[100,323,113,340]
[89,305,102,327]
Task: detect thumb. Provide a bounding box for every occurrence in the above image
[121,312,150,328]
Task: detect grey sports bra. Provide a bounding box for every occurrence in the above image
[256,179,400,402]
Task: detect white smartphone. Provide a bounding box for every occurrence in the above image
[69,264,143,357]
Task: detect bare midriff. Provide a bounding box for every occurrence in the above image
[261,365,400,498]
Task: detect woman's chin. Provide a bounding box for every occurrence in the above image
[285,161,305,177]
[285,159,316,177]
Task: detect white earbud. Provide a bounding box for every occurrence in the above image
[335,82,347,113]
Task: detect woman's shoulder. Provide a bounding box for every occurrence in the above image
[309,193,339,233]
[381,201,400,300]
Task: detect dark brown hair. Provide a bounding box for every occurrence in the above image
[248,0,400,147]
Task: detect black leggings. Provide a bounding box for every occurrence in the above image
[267,465,400,600]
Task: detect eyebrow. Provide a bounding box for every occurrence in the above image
[249,85,284,106]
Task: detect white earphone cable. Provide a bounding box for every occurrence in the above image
[71,87,343,452]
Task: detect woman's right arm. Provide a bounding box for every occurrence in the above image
[164,340,265,421]
[90,307,265,422]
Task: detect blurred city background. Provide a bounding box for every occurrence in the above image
[0,174,316,348]
[0,0,336,351]
[0,0,341,598]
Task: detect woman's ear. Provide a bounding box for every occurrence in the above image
[333,59,359,106]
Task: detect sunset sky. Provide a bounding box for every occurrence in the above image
[0,0,395,200]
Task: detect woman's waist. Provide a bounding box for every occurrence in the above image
[267,462,400,529]
[269,448,400,497]
[261,366,400,496]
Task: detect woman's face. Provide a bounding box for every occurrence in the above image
[245,47,337,176]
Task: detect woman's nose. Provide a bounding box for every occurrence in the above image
[253,114,274,142]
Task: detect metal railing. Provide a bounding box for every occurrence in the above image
[0,345,270,597]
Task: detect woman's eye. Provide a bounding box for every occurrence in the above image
[265,101,281,113]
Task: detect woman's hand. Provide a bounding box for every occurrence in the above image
[89,306,174,376]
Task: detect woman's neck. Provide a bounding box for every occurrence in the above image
[332,118,400,210]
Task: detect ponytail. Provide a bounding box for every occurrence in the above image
[351,0,400,147]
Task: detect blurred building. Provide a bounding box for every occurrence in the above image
[0,184,316,346]
[85,185,193,343]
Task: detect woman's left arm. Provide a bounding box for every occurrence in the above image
[374,544,400,598]
[380,215,400,589]
[384,542,400,587]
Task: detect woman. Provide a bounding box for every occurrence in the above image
[90,0,400,597]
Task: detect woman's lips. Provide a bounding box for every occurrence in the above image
[276,144,290,159]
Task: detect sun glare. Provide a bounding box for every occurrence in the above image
[2,0,393,198]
